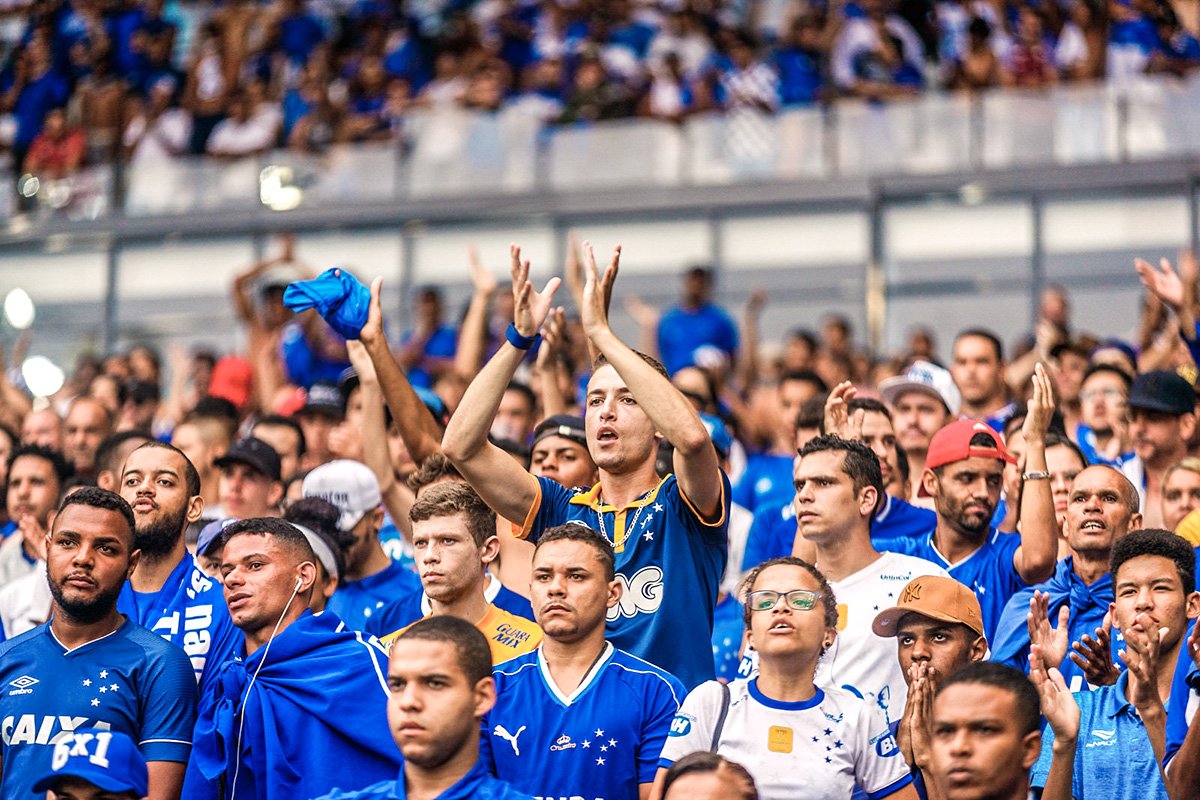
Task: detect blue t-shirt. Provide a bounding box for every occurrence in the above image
[364,575,535,638]
[1032,672,1168,799]
[398,324,458,389]
[314,760,534,800]
[712,593,745,682]
[117,553,243,698]
[1165,619,1197,768]
[733,453,795,515]
[0,619,198,800]
[742,495,935,572]
[875,528,1026,642]
[482,644,684,800]
[518,474,730,690]
[1075,423,1133,468]
[656,304,739,376]
[327,559,422,632]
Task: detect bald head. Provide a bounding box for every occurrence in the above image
[22,408,63,451]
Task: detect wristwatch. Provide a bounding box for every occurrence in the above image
[1022,471,1052,481]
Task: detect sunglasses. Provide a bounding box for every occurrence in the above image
[747,589,822,612]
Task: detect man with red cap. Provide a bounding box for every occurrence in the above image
[876,378,1058,641]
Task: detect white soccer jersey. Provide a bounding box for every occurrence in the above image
[817,552,950,722]
[660,678,912,800]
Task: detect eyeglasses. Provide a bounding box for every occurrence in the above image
[1080,389,1126,403]
[746,589,822,612]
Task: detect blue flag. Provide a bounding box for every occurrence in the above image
[184,610,402,800]
[283,268,371,340]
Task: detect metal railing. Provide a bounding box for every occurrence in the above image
[5,74,1200,225]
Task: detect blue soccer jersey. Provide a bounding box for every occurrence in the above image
[314,760,534,800]
[742,495,934,573]
[0,619,198,800]
[516,474,730,690]
[117,553,242,696]
[481,643,684,800]
[1165,620,1198,769]
[874,528,1026,642]
[365,575,534,638]
[327,559,422,631]
[733,453,795,515]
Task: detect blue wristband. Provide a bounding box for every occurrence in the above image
[506,323,540,351]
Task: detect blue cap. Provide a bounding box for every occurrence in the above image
[197,517,237,556]
[31,728,148,796]
[699,413,734,458]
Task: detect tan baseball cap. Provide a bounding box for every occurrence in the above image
[871,575,985,639]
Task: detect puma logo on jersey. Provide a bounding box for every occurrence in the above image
[494,724,526,756]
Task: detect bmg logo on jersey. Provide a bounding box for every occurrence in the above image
[606,567,664,621]
[7,676,38,696]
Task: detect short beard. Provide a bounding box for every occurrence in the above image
[134,505,187,561]
[48,575,122,625]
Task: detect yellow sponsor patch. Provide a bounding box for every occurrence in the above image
[767,725,793,753]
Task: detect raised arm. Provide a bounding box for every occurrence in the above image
[581,243,723,519]
[360,277,444,467]
[453,247,498,380]
[1013,363,1058,584]
[347,339,415,538]
[442,245,557,523]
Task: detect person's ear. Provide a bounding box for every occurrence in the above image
[127,548,141,579]
[296,560,318,594]
[921,469,938,499]
[480,535,500,567]
[267,481,284,509]
[369,507,385,531]
[1185,591,1200,621]
[606,575,623,610]
[1021,730,1043,770]
[1129,511,1143,531]
[1180,413,1197,443]
[859,484,879,518]
[969,635,988,662]
[474,675,497,719]
[186,494,205,525]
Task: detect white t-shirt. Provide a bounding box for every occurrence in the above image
[817,552,950,722]
[660,678,912,800]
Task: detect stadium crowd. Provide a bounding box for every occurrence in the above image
[2,234,1200,800]
[2,0,1200,181]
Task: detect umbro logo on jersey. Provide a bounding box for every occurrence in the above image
[8,676,38,695]
[1086,729,1118,748]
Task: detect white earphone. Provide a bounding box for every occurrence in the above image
[295,576,303,592]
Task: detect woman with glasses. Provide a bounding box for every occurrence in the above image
[654,557,918,800]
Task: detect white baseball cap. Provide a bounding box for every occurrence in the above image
[878,360,962,416]
[301,460,382,532]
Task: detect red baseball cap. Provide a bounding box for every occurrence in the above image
[925,418,1016,470]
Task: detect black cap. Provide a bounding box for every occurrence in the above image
[1128,370,1196,416]
[533,415,587,447]
[214,437,283,482]
[297,381,344,419]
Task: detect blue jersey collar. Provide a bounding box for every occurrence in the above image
[394,759,496,800]
[748,677,825,710]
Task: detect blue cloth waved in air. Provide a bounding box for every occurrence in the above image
[283,268,372,340]
[183,610,401,800]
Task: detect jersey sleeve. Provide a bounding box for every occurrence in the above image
[669,471,731,537]
[637,672,687,783]
[741,505,778,573]
[478,711,497,774]
[851,695,912,797]
[1165,623,1199,768]
[139,644,200,762]
[517,476,576,543]
[657,680,725,767]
